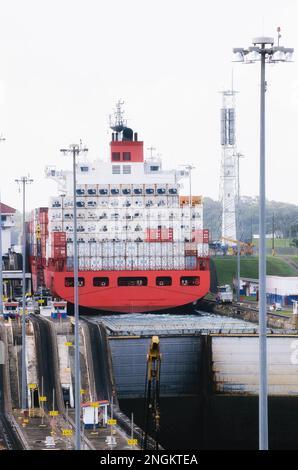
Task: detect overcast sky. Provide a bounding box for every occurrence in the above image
[0,0,297,212]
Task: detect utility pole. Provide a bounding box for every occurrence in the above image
[272,213,275,256]
[233,33,294,450]
[236,152,244,302]
[181,164,195,242]
[60,143,88,450]
[0,134,6,318]
[15,175,33,410]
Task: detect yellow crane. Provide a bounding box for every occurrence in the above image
[221,236,254,255]
[142,336,162,450]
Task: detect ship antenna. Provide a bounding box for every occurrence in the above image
[147,146,156,159]
[277,26,281,47]
[110,99,126,132]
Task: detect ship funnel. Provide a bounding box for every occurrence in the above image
[122,127,133,141]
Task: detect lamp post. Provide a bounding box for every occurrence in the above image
[0,135,6,318]
[235,152,244,302]
[15,176,33,410]
[233,35,293,450]
[59,191,66,233]
[60,143,88,450]
[181,164,195,242]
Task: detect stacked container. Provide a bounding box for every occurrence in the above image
[45,183,209,272]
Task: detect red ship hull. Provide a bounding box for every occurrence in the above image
[39,268,210,313]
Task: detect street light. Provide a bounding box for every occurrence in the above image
[180,164,195,242]
[58,190,67,233]
[233,34,294,450]
[60,143,88,450]
[235,152,244,303]
[0,135,6,319]
[15,175,33,410]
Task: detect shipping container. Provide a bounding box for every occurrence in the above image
[114,257,126,270]
[51,232,66,246]
[98,184,109,196]
[52,246,66,259]
[90,258,97,270]
[185,256,197,270]
[66,257,74,271]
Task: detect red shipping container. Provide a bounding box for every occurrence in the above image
[203,229,209,243]
[52,246,66,259]
[52,232,66,247]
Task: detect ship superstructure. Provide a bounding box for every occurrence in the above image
[29,104,210,313]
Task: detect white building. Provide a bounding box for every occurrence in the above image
[1,203,16,254]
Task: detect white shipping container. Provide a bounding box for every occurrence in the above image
[64,222,74,233]
[114,257,126,270]
[90,243,97,257]
[172,242,179,255]
[137,242,144,256]
[86,184,97,196]
[102,258,110,270]
[155,257,162,269]
[114,242,125,256]
[108,258,114,270]
[66,257,73,271]
[67,243,73,256]
[155,242,162,256]
[149,244,156,256]
[90,258,97,270]
[96,243,102,257]
[161,242,168,256]
[79,258,85,270]
[143,243,150,256]
[126,243,137,256]
[126,257,137,270]
[162,256,169,269]
[150,257,156,269]
[78,243,85,256]
[102,242,110,257]
[167,257,174,269]
[49,222,62,232]
[137,258,145,270]
[173,256,184,270]
[96,258,102,269]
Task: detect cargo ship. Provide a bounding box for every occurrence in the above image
[28,103,210,313]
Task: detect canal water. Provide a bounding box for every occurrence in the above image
[120,396,298,449]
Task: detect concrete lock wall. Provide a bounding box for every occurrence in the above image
[212,336,298,396]
[109,336,203,398]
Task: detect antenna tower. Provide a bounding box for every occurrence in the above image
[220,89,237,245]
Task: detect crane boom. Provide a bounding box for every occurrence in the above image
[142,336,161,450]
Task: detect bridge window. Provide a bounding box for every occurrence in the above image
[123,152,131,161]
[112,165,121,174]
[123,165,131,174]
[112,152,120,161]
[93,277,109,287]
[156,276,172,286]
[117,277,148,287]
[180,276,200,286]
[80,166,89,172]
[64,277,85,287]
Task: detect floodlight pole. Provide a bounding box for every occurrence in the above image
[235,152,244,303]
[0,135,6,318]
[60,143,88,450]
[258,43,268,450]
[15,176,33,410]
[233,34,294,450]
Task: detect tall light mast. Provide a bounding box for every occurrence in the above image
[220,89,237,245]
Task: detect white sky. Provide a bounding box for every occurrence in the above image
[0,0,297,212]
